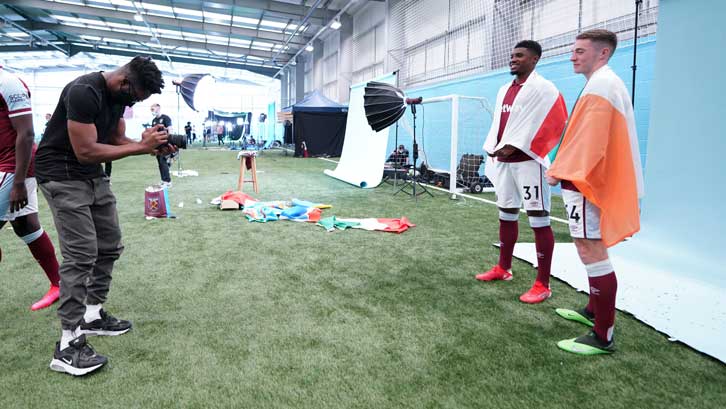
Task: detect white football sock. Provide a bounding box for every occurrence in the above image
[60,328,78,350]
[84,304,102,322]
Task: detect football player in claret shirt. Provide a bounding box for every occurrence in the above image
[477,40,568,304]
[0,65,61,311]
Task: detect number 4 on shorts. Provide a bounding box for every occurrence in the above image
[569,205,581,223]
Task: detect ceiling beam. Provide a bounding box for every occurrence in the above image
[4,0,312,47]
[201,0,338,23]
[74,44,280,77]
[0,44,279,77]
[0,44,68,53]
[18,21,295,62]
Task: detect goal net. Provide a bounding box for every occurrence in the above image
[387,0,659,88]
[389,94,494,196]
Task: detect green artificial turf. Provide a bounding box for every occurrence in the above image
[0,148,723,408]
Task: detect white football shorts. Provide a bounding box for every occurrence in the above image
[493,160,551,212]
[561,188,602,240]
[0,172,39,221]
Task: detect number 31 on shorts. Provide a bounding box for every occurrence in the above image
[523,185,539,200]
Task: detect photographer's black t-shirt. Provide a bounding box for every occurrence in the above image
[35,72,124,181]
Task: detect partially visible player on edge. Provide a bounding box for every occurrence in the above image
[546,29,644,355]
[477,40,568,304]
[0,65,61,311]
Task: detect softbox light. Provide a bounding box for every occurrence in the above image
[172,74,215,112]
[363,81,406,132]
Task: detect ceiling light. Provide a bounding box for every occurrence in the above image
[305,44,314,52]
[134,13,144,22]
[330,20,342,30]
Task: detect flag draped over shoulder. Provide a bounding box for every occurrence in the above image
[483,71,568,185]
[547,65,644,247]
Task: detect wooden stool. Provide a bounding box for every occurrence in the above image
[236,151,259,193]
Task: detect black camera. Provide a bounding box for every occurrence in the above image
[156,126,187,149]
[166,133,187,149]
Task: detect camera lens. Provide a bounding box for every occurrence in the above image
[167,134,187,149]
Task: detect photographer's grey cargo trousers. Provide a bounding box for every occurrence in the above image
[39,177,124,330]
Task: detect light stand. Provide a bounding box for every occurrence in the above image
[391,70,402,188]
[395,101,432,198]
[391,121,402,187]
[173,82,184,175]
[631,0,643,108]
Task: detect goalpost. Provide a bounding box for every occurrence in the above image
[399,94,493,197]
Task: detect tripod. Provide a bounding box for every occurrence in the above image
[395,104,432,198]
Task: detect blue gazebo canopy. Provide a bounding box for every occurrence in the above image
[284,90,347,113]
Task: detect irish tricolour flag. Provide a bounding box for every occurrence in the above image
[548,65,645,247]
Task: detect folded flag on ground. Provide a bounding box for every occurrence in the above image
[317,216,415,234]
[212,191,415,233]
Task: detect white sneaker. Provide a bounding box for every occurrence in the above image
[160,181,173,188]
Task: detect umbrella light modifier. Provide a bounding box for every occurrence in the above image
[363,81,406,132]
[172,74,215,112]
[362,81,431,198]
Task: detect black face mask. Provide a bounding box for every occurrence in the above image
[113,89,137,107]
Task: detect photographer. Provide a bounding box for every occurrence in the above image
[35,56,172,376]
[386,144,409,167]
[151,103,173,187]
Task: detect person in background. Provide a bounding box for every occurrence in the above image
[42,113,52,137]
[184,121,192,145]
[0,66,61,312]
[216,123,224,145]
[386,144,409,167]
[151,103,173,187]
[104,161,112,178]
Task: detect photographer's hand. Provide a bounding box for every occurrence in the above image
[140,124,169,153]
[154,144,177,157]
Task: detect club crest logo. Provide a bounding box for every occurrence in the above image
[148,198,159,211]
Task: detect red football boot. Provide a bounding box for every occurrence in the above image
[31,285,60,311]
[475,265,513,281]
[519,281,552,304]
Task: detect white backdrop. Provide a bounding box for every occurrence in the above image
[324,72,397,188]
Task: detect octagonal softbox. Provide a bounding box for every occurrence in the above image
[173,74,214,112]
